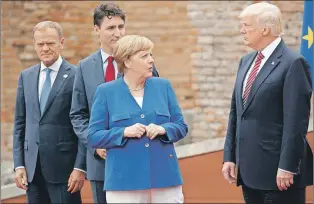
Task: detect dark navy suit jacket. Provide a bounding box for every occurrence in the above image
[13,59,86,183]
[223,40,313,190]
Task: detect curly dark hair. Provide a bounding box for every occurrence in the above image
[93,3,126,27]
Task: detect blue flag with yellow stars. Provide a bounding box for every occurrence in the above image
[301,0,313,82]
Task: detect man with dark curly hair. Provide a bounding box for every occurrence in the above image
[70,3,159,203]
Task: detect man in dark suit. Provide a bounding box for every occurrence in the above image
[70,3,159,204]
[222,2,313,204]
[13,21,86,204]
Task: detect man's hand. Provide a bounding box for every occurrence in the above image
[14,168,28,190]
[276,169,294,191]
[67,169,85,194]
[95,149,106,160]
[222,162,237,184]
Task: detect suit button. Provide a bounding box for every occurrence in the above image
[242,117,244,120]
[141,114,145,118]
[169,154,173,158]
[145,143,149,147]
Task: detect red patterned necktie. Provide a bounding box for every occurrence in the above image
[242,52,264,106]
[105,56,115,82]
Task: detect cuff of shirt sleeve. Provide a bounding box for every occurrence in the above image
[15,166,25,171]
[278,168,297,175]
[74,168,87,174]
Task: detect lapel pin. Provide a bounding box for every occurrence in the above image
[63,74,68,78]
[271,61,275,65]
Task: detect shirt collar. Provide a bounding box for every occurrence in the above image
[100,49,113,63]
[260,37,281,59]
[40,55,63,72]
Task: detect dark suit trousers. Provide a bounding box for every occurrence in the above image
[90,180,107,204]
[26,155,82,204]
[242,184,305,204]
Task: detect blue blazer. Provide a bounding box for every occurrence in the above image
[88,77,188,191]
[70,49,159,181]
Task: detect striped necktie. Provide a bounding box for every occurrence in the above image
[242,52,264,106]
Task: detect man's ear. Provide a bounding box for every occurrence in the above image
[262,26,271,36]
[60,37,65,49]
[94,25,100,37]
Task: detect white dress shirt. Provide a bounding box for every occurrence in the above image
[16,55,86,174]
[242,37,295,175]
[100,49,118,79]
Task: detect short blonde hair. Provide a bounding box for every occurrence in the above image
[113,35,154,73]
[239,2,284,36]
[33,21,63,39]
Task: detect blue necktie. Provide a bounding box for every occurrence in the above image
[40,68,52,114]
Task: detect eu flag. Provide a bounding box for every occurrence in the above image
[301,0,313,81]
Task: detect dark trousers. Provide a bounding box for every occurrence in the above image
[242,184,305,204]
[26,156,82,204]
[90,180,107,204]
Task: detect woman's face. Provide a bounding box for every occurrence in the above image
[125,49,154,79]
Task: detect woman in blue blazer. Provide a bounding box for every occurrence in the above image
[88,35,188,203]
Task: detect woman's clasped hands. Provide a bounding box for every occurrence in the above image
[123,123,166,140]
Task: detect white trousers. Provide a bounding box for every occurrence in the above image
[106,185,184,203]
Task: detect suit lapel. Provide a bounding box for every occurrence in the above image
[41,60,71,118]
[242,41,284,114]
[93,49,123,82]
[118,77,149,110]
[236,52,257,113]
[91,49,105,89]
[31,64,41,119]
[141,79,153,111]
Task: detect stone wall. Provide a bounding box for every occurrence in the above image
[187,1,305,141]
[1,1,306,160]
